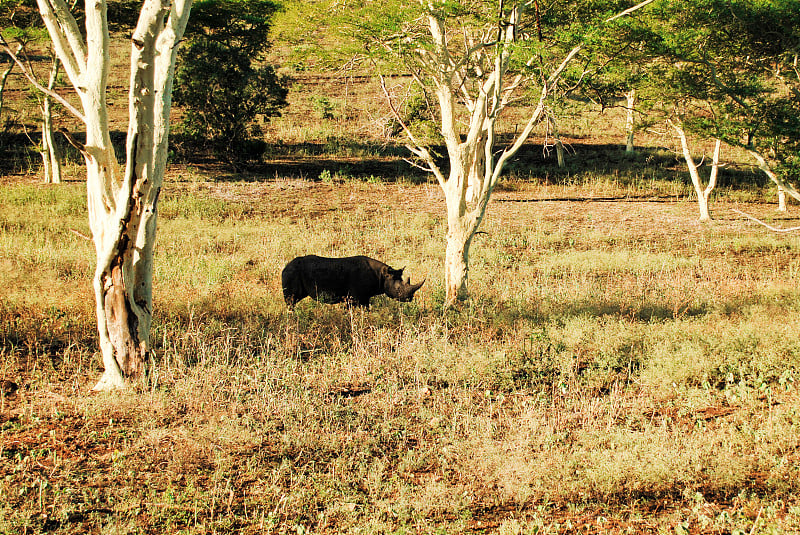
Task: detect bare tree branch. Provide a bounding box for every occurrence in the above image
[35,0,86,85]
[732,208,800,233]
[69,228,92,241]
[0,36,86,122]
[379,74,447,187]
[746,148,800,203]
[605,0,658,22]
[58,127,88,155]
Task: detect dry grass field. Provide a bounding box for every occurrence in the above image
[2,34,800,534]
[2,170,800,533]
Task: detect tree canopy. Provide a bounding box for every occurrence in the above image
[599,0,800,190]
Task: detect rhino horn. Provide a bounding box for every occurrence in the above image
[409,278,425,293]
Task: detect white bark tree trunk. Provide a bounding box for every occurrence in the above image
[444,204,473,302]
[436,47,579,305]
[670,120,720,222]
[746,149,800,209]
[41,56,62,184]
[35,0,192,390]
[777,186,787,212]
[624,89,636,153]
[548,115,565,167]
[555,133,565,168]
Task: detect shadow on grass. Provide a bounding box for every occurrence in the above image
[1,130,766,190]
[190,139,766,190]
[447,289,781,328]
[0,302,97,375]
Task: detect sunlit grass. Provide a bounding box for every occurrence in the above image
[537,249,696,274]
[1,177,800,533]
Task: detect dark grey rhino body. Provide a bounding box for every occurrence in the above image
[282,255,424,307]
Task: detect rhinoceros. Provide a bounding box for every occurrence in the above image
[281,255,424,307]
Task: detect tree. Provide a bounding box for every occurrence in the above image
[9,0,192,390]
[699,1,800,208]
[35,54,62,183]
[337,0,656,305]
[1,7,64,184]
[609,0,800,217]
[578,35,652,154]
[0,0,61,184]
[173,0,288,162]
[669,120,720,221]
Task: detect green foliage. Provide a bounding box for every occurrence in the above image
[1,0,49,48]
[592,0,800,184]
[389,84,441,143]
[173,0,289,163]
[310,94,337,120]
[301,0,610,169]
[183,0,280,55]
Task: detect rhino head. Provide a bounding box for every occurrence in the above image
[383,266,425,302]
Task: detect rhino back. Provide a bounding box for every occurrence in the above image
[294,255,383,300]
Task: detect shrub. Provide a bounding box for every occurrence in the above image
[172,0,289,163]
